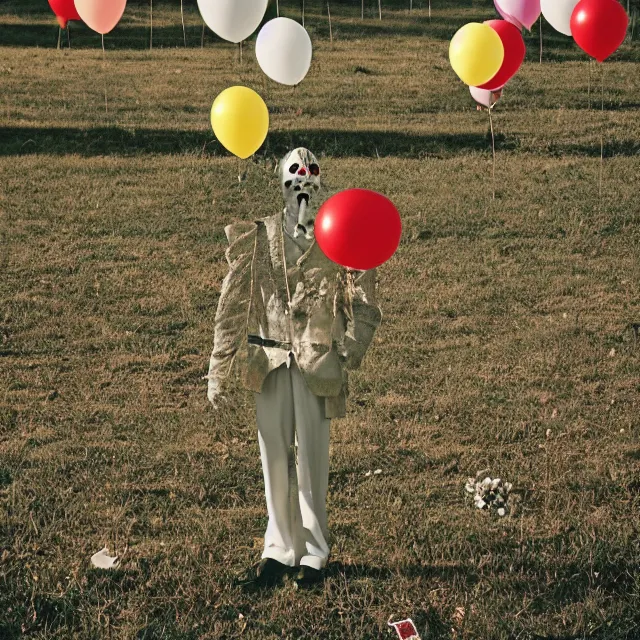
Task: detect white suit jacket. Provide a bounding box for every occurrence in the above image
[206,213,382,418]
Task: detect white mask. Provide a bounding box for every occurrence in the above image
[279,147,321,240]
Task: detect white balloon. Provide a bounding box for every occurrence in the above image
[470,86,500,109]
[256,18,312,86]
[197,0,268,44]
[540,0,580,36]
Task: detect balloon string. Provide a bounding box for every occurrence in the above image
[57,27,61,50]
[180,0,186,47]
[588,60,591,110]
[328,2,333,45]
[150,0,153,50]
[489,106,496,201]
[277,0,280,17]
[201,22,205,48]
[539,16,542,64]
[599,63,605,210]
[67,23,71,49]
[102,35,108,115]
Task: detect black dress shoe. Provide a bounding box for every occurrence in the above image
[235,558,290,589]
[293,565,324,588]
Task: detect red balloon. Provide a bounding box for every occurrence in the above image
[48,0,82,29]
[315,189,402,271]
[570,0,628,62]
[478,20,526,91]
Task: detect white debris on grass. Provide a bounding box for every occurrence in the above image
[90,547,119,569]
[465,470,513,516]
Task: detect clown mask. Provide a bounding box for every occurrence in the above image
[279,147,321,240]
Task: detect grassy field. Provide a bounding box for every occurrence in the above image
[1,0,639,638]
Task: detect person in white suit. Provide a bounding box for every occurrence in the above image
[205,148,382,587]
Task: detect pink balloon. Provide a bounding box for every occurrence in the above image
[470,86,502,108]
[74,0,127,35]
[497,8,524,30]
[494,0,540,30]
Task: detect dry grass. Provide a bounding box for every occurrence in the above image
[1,1,639,639]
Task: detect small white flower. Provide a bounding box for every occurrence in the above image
[497,508,506,517]
[373,469,382,475]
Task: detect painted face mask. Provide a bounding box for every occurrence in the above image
[279,147,321,240]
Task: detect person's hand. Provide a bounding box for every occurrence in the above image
[207,378,228,411]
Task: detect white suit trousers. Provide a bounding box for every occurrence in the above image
[254,354,331,570]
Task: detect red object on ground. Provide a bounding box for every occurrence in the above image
[478,20,526,91]
[389,618,421,640]
[48,0,82,28]
[315,189,402,271]
[570,0,629,62]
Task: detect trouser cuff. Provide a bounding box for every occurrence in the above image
[299,555,326,570]
[262,547,296,567]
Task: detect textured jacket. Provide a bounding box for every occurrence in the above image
[206,213,382,418]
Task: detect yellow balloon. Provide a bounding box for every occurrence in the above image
[449,23,505,87]
[211,86,269,159]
